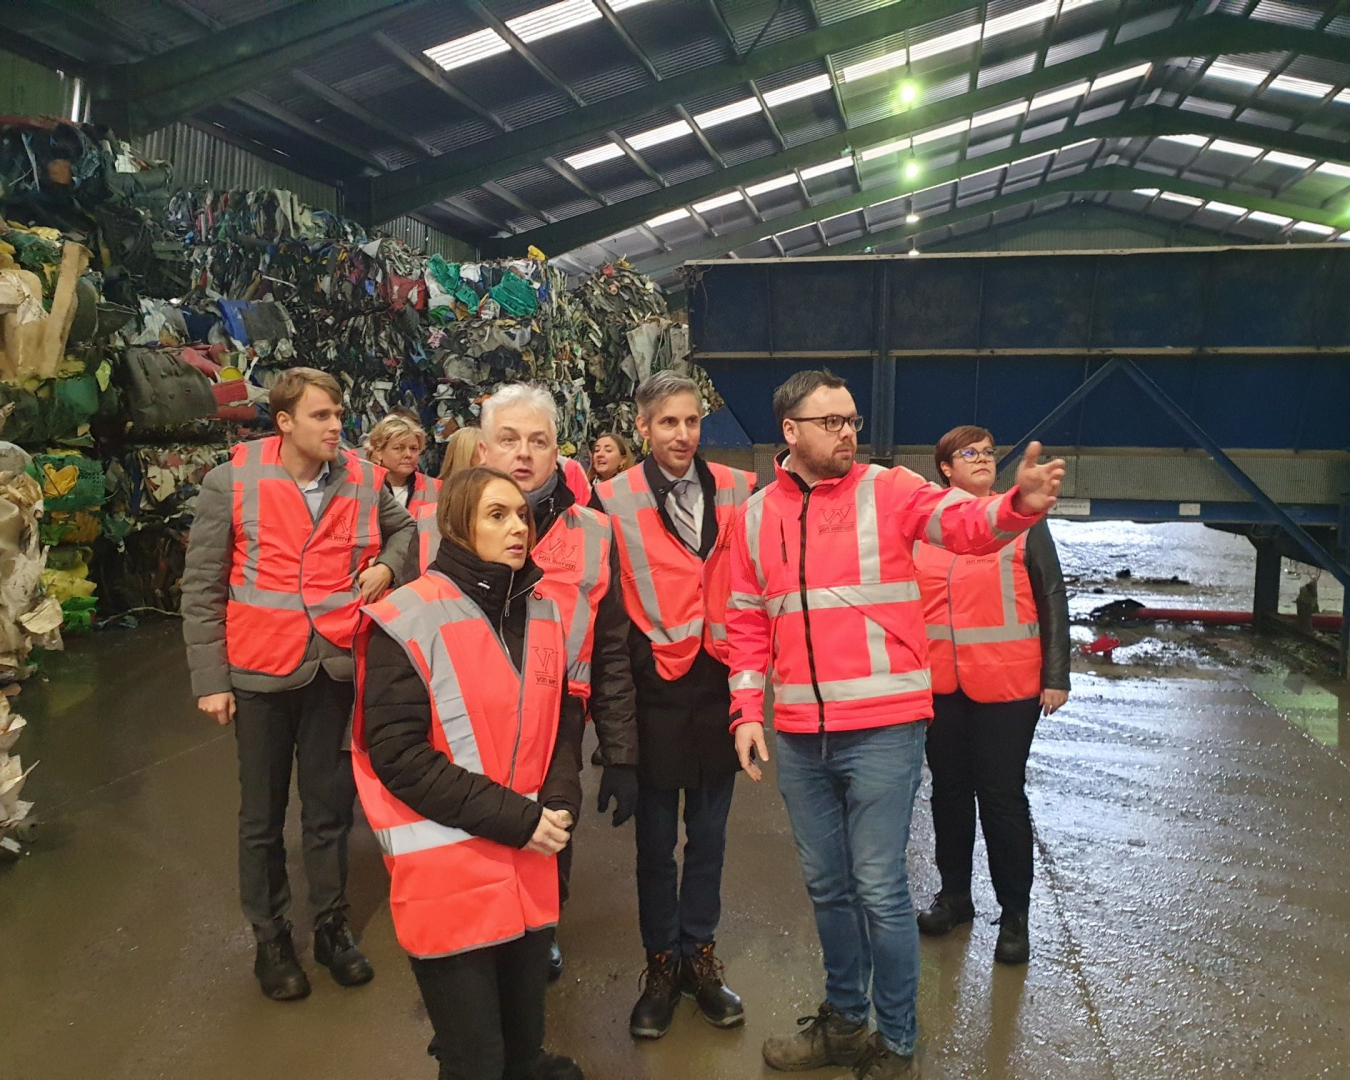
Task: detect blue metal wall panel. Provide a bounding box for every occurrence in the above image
[688,248,1350,452]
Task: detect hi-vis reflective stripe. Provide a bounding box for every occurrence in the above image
[742,492,769,591]
[230,583,306,611]
[730,670,765,692]
[927,622,1040,644]
[775,669,931,705]
[925,486,976,547]
[727,590,767,611]
[375,792,540,857]
[559,511,608,683]
[765,581,920,618]
[373,575,493,777]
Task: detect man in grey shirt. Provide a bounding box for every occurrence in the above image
[181,367,415,1002]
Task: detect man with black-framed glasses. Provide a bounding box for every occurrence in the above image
[724,369,1064,1078]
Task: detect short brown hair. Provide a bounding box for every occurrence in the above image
[636,370,701,421]
[437,466,536,556]
[773,369,848,426]
[934,425,994,486]
[269,367,342,422]
[367,413,427,457]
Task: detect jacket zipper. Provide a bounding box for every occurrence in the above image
[797,490,828,738]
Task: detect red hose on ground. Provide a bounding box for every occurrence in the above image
[1132,608,1343,630]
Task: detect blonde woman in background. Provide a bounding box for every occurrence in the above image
[438,426,482,483]
[368,414,438,516]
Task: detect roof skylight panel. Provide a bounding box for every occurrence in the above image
[1292,221,1336,235]
[1207,139,1262,157]
[1090,63,1152,93]
[912,119,971,146]
[627,120,693,151]
[1315,162,1350,179]
[1203,201,1247,215]
[1158,134,1209,147]
[745,174,799,197]
[1205,61,1269,86]
[1263,151,1316,169]
[800,156,855,180]
[971,101,1030,128]
[425,0,659,71]
[645,208,691,228]
[1029,82,1090,109]
[1246,211,1293,225]
[1158,192,1204,206]
[1132,188,1161,196]
[859,138,913,162]
[692,192,745,213]
[762,75,834,108]
[693,98,763,129]
[1268,73,1334,98]
[564,142,627,169]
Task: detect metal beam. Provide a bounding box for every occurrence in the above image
[364,12,1347,226]
[495,96,1350,260]
[107,0,433,135]
[234,91,386,171]
[642,149,1343,276]
[464,0,586,107]
[359,0,994,221]
[290,70,436,157]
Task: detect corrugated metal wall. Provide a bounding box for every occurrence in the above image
[380,214,476,261]
[137,122,338,211]
[0,50,85,120]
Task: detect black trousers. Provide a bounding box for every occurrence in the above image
[234,672,356,942]
[926,689,1040,913]
[635,775,736,956]
[412,930,552,1080]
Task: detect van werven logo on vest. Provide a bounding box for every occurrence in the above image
[533,528,579,572]
[818,506,855,534]
[532,646,560,687]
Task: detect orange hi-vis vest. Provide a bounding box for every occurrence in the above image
[725,455,1042,735]
[414,504,611,701]
[598,460,756,681]
[913,531,1042,703]
[226,437,385,676]
[351,571,565,959]
[407,471,440,516]
[560,456,590,505]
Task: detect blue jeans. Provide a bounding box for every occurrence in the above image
[635,776,736,957]
[776,722,927,1056]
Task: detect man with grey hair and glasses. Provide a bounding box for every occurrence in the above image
[591,370,758,1041]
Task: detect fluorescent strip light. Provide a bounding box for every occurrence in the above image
[763,74,833,108]
[511,0,601,40]
[1207,139,1261,157]
[910,25,980,61]
[1293,221,1336,235]
[982,0,1057,38]
[627,120,693,151]
[840,48,908,84]
[1203,201,1246,215]
[1206,61,1268,87]
[912,119,971,146]
[692,192,744,213]
[1030,82,1089,110]
[425,28,511,71]
[645,208,690,228]
[745,174,798,197]
[1132,188,1160,196]
[1269,74,1333,98]
[1159,134,1208,148]
[1263,151,1315,169]
[1159,192,1203,206]
[564,142,626,169]
[693,97,762,129]
[1316,162,1350,179]
[971,101,1029,128]
[1090,63,1152,93]
[860,138,913,162]
[800,156,855,180]
[1246,211,1293,226]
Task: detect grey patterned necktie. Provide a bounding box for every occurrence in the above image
[667,478,701,551]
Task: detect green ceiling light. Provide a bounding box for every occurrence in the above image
[898,79,919,106]
[903,157,922,182]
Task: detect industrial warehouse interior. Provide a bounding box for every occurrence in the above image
[2,1,1350,1078]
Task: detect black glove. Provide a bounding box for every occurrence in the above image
[596,764,639,827]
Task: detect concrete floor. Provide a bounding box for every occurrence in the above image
[6,615,1350,1080]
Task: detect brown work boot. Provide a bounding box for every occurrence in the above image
[852,1032,917,1078]
[678,942,745,1027]
[762,1001,870,1071]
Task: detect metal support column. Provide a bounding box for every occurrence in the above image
[868,261,895,467]
[1252,538,1282,630]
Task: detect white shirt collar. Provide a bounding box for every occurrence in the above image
[657,460,697,486]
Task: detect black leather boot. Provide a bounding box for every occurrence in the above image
[254,923,310,1001]
[994,910,1030,965]
[313,915,375,987]
[679,942,745,1028]
[629,950,681,1039]
[916,892,976,936]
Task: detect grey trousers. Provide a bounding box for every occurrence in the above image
[234,672,356,942]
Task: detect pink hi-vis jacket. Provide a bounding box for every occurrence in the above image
[726,454,1042,735]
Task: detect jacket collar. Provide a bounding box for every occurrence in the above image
[773,449,868,501]
[432,540,543,612]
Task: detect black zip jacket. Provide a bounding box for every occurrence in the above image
[1023,520,1071,692]
[362,540,585,849]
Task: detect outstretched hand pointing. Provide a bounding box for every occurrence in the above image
[1013,441,1066,515]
